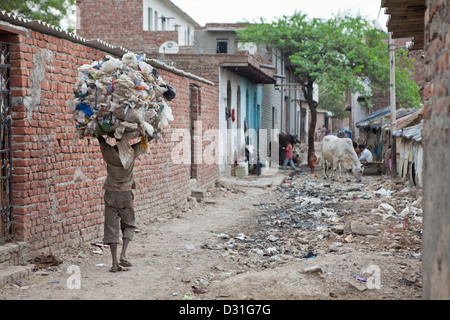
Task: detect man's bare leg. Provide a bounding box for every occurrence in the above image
[109,243,120,272]
[120,238,130,263]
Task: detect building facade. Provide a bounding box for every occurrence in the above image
[76,0,199,54]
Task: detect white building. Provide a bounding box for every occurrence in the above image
[142,0,200,46]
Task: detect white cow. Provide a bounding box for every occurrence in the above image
[321,135,362,182]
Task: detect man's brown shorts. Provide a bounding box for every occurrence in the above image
[103,190,136,244]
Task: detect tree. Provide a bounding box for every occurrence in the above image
[0,0,75,30]
[237,12,421,162]
[319,86,347,120]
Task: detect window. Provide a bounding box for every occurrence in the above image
[155,11,158,30]
[216,40,228,53]
[148,8,153,31]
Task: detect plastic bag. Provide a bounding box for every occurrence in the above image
[68,53,176,168]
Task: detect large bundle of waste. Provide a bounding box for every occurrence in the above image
[67,53,176,168]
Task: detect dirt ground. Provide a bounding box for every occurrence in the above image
[0,157,423,301]
[0,138,422,301]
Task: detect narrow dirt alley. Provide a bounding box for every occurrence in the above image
[0,160,423,300]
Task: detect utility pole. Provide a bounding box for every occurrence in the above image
[374,20,397,178]
[389,32,397,177]
[280,51,285,133]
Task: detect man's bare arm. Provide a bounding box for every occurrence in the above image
[97,135,106,144]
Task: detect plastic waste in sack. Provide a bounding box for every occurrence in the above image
[68,52,176,167]
[163,84,176,101]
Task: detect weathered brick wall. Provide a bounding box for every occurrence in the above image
[4,29,218,256]
[422,0,450,300]
[152,53,223,85]
[76,0,178,54]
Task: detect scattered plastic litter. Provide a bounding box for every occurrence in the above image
[302,250,316,259]
[352,273,367,282]
[371,203,398,219]
[182,292,193,300]
[373,188,394,198]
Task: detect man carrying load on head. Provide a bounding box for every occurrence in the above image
[97,133,153,273]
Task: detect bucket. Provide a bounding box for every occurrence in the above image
[235,161,248,179]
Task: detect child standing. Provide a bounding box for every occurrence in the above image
[281,142,296,170]
[309,150,317,173]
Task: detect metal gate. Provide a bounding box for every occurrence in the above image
[0,42,13,242]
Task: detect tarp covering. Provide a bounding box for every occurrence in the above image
[356,107,418,131]
[393,122,423,142]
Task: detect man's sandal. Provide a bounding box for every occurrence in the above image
[109,266,123,273]
[119,259,132,267]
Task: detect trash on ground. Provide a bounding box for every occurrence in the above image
[352,273,367,282]
[33,254,63,269]
[373,188,394,198]
[303,265,323,274]
[191,286,207,294]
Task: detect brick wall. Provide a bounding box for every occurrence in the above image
[1,28,218,256]
[76,0,178,53]
[151,53,227,85]
[422,0,450,300]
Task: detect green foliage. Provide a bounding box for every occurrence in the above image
[237,11,422,157]
[318,87,348,119]
[237,12,422,110]
[0,0,75,29]
[395,49,422,109]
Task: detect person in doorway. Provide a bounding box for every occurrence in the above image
[281,141,296,170]
[358,144,373,163]
[97,133,153,272]
[309,150,317,173]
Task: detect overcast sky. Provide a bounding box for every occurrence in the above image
[171,0,389,29]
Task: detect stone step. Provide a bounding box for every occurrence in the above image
[0,265,34,288]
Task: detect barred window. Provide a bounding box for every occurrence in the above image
[216,40,228,54]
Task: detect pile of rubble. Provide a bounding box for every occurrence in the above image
[202,173,423,271]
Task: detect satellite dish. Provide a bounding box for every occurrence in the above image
[159,41,179,54]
